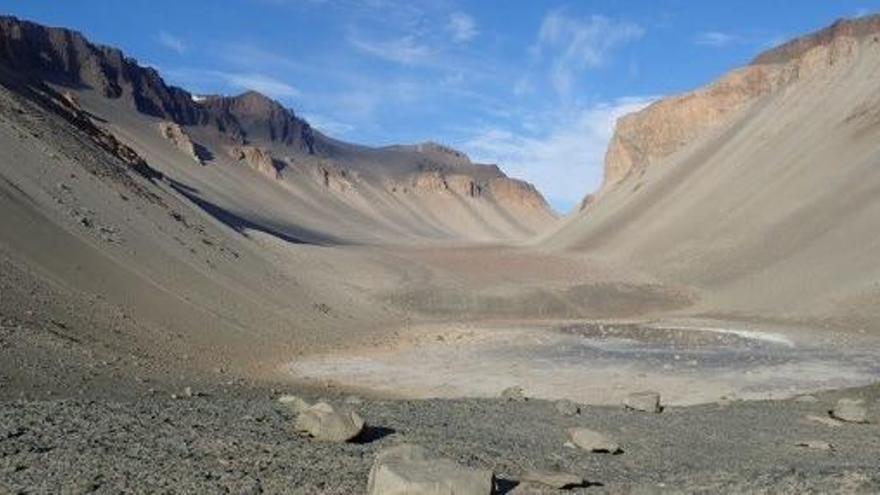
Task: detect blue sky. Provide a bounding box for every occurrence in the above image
[2,1,878,212]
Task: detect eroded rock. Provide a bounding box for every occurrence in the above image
[625,391,662,413]
[831,398,869,423]
[568,428,621,454]
[157,121,202,164]
[278,394,311,413]
[367,443,492,495]
[554,399,580,416]
[501,386,526,402]
[294,401,364,442]
[520,469,584,489]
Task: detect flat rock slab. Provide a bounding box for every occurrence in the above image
[624,391,661,413]
[521,469,584,489]
[367,444,493,495]
[568,428,621,454]
[294,401,364,442]
[831,398,869,423]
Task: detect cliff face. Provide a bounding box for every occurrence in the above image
[0,17,319,153]
[0,17,199,123]
[597,15,874,197]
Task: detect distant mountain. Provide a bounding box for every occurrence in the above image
[0,15,556,244]
[547,14,880,328]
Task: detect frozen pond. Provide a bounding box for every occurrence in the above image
[287,322,880,405]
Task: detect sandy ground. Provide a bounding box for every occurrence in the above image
[287,320,880,406]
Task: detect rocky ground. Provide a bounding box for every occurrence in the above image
[1,382,879,494]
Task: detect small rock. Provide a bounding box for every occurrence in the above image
[831,398,869,423]
[278,394,311,413]
[568,428,621,454]
[521,469,584,489]
[554,399,580,416]
[624,391,662,413]
[795,440,833,450]
[367,443,493,495]
[344,395,364,405]
[795,394,819,403]
[804,415,843,427]
[183,387,193,398]
[501,386,526,402]
[294,401,364,442]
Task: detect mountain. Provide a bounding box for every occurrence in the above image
[546,15,880,329]
[0,15,556,245]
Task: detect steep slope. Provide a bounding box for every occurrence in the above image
[0,15,556,244]
[547,15,880,329]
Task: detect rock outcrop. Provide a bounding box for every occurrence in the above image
[157,121,201,164]
[227,145,283,180]
[488,178,550,212]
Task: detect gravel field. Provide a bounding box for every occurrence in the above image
[1,385,879,494]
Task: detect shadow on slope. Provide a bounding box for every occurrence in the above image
[169,180,342,246]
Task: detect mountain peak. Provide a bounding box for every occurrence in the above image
[228,90,289,116]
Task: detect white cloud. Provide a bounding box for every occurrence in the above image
[349,34,431,64]
[221,72,301,98]
[534,11,644,96]
[448,12,478,43]
[695,31,740,47]
[303,113,355,136]
[157,31,187,54]
[463,96,654,212]
[164,68,301,100]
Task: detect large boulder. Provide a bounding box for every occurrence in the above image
[294,401,364,442]
[831,398,869,423]
[568,428,622,454]
[624,391,662,413]
[367,444,493,495]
